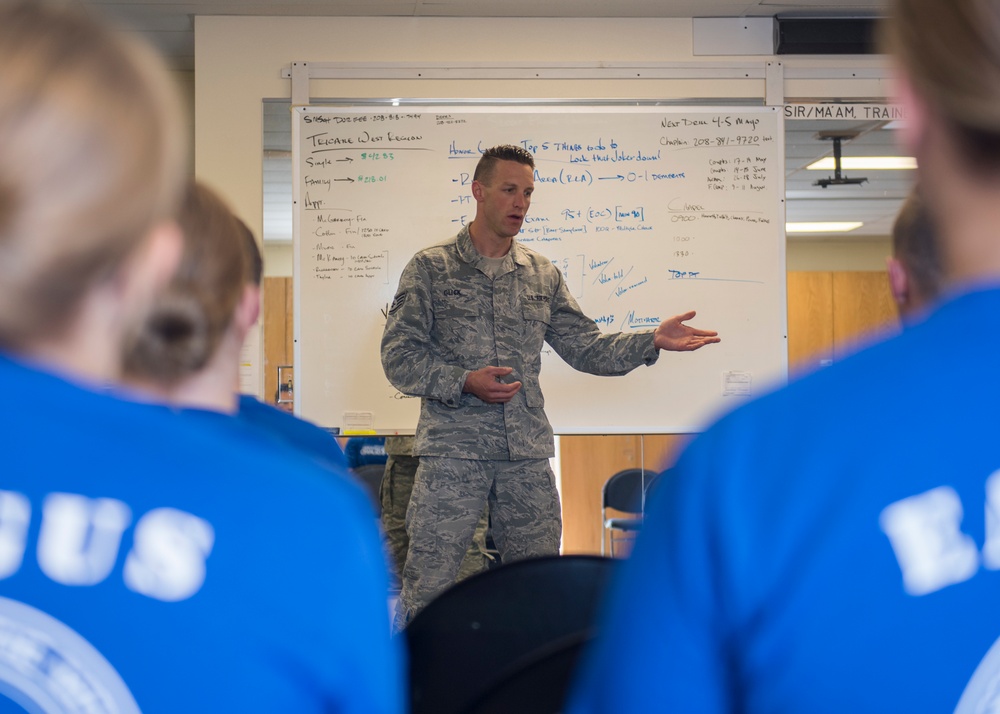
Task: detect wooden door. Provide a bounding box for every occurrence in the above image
[262,276,293,407]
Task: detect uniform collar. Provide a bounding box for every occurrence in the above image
[455,224,528,270]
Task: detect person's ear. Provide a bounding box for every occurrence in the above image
[471,180,485,203]
[236,284,261,331]
[887,256,910,310]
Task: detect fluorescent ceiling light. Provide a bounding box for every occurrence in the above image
[807,156,917,170]
[786,222,863,233]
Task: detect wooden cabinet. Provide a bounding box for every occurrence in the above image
[262,277,293,408]
[786,271,835,374]
[559,434,691,555]
[787,270,900,377]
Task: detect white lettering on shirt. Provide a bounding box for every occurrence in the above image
[124,508,214,602]
[37,494,132,586]
[0,491,213,602]
[879,486,979,596]
[981,469,1000,569]
[0,491,30,578]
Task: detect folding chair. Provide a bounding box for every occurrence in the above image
[601,468,656,557]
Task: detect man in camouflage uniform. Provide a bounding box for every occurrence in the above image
[381,145,720,627]
[380,434,491,587]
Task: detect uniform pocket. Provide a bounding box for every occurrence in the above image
[521,303,552,325]
[520,304,550,408]
[521,304,551,352]
[434,303,483,364]
[438,304,479,320]
[523,382,545,408]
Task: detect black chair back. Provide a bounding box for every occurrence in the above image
[405,554,617,714]
[348,463,385,515]
[602,467,654,513]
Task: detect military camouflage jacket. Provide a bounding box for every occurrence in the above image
[381,226,659,460]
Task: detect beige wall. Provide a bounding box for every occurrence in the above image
[263,244,294,277]
[788,238,893,271]
[194,16,890,271]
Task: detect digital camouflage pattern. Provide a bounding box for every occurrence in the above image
[380,435,490,585]
[382,227,661,626]
[381,226,660,461]
[393,455,562,628]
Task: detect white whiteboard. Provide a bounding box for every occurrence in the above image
[292,105,787,434]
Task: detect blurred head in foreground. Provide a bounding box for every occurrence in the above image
[0,1,186,380]
[123,181,261,413]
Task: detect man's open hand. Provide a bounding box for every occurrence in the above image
[654,311,721,352]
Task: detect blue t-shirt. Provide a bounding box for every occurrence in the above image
[344,437,388,469]
[0,353,403,713]
[236,394,348,471]
[567,286,1000,714]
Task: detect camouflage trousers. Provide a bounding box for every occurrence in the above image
[380,453,490,587]
[393,457,562,630]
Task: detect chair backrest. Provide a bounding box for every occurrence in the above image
[602,468,654,514]
[643,469,665,501]
[404,554,617,714]
[348,463,385,515]
[463,632,592,714]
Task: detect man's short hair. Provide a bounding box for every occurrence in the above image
[473,144,535,184]
[892,186,944,304]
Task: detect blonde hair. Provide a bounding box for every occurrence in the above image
[887,0,1000,172]
[0,2,186,349]
[123,182,247,385]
